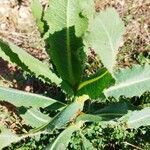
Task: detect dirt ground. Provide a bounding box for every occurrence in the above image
[0,0,150,133]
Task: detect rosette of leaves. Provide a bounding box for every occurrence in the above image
[0,0,150,149]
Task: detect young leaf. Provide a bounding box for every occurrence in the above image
[84,8,125,73]
[44,0,95,90]
[0,40,61,85]
[0,86,65,109]
[46,27,86,90]
[105,65,150,99]
[19,108,51,128]
[44,125,79,150]
[77,68,115,99]
[125,107,150,129]
[31,0,44,33]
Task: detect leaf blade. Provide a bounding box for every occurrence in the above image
[0,86,65,109]
[0,39,61,85]
[19,108,51,128]
[85,8,125,72]
[77,68,115,99]
[45,125,79,150]
[44,0,94,90]
[105,65,150,99]
[126,107,150,129]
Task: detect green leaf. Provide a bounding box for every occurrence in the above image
[45,95,89,132]
[33,95,89,132]
[44,0,95,90]
[44,0,94,36]
[19,108,51,128]
[77,68,115,99]
[0,125,20,149]
[77,102,133,123]
[46,27,86,90]
[76,114,103,123]
[85,8,125,72]
[0,86,65,109]
[0,125,47,149]
[80,133,96,150]
[0,39,61,85]
[61,81,74,97]
[44,125,79,150]
[94,102,133,120]
[105,65,150,99]
[31,0,44,33]
[126,107,150,129]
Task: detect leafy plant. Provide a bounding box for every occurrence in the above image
[0,0,150,149]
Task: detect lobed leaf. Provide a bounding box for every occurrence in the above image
[84,8,125,73]
[105,64,150,99]
[0,39,61,85]
[44,0,95,91]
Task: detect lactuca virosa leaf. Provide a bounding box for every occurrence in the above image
[46,27,86,91]
[0,86,65,109]
[31,0,44,33]
[44,0,94,91]
[76,102,134,123]
[77,68,115,99]
[45,124,80,150]
[19,108,51,128]
[0,40,61,85]
[124,107,150,129]
[84,8,125,73]
[0,125,20,149]
[45,95,89,132]
[0,86,65,128]
[33,95,89,132]
[104,64,150,99]
[0,125,47,149]
[44,0,95,36]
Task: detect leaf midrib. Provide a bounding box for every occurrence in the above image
[66,0,74,85]
[27,109,49,123]
[106,76,150,92]
[77,71,108,90]
[98,17,115,66]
